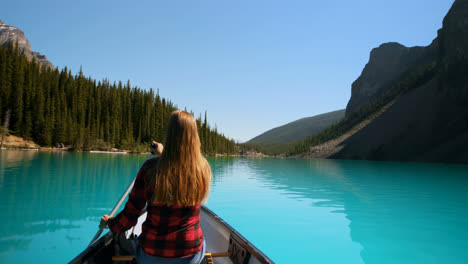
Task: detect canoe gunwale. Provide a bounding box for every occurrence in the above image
[68,232,113,264]
[201,205,274,264]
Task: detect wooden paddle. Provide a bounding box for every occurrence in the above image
[88,153,154,247]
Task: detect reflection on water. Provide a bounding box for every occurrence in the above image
[0,149,39,164]
[0,150,38,187]
[0,150,148,262]
[1,152,467,264]
[207,158,468,264]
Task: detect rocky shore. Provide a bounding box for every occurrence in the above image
[0,135,40,150]
[238,150,270,157]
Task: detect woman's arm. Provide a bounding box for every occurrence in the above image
[103,162,149,233]
[100,142,162,232]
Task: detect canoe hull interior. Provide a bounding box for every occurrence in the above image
[69,206,274,264]
[69,232,114,264]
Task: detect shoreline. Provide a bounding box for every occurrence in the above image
[1,135,251,157]
[4,147,464,164]
[0,146,243,157]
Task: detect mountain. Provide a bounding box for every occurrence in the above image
[345,43,426,115]
[330,0,468,163]
[248,109,345,143]
[0,19,54,68]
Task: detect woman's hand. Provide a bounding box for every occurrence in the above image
[100,215,111,229]
[150,141,164,155]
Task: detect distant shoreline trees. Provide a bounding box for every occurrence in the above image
[0,43,236,154]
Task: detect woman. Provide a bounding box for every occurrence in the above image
[100,110,212,264]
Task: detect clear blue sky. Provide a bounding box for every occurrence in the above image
[1,0,454,142]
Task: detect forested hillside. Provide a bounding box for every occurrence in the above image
[0,43,236,154]
[240,109,345,155]
[248,109,345,143]
[288,60,437,155]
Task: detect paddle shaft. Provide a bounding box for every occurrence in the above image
[88,153,153,247]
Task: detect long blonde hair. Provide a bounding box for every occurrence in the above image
[148,110,212,206]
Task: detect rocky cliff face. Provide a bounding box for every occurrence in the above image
[333,0,468,164]
[345,43,426,115]
[437,0,468,104]
[439,0,468,66]
[0,19,54,68]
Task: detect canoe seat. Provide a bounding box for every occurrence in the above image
[202,253,214,264]
[112,255,135,262]
[111,252,231,263]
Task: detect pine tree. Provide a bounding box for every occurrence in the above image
[11,52,24,134]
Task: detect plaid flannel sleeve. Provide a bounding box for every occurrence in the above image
[107,164,147,233]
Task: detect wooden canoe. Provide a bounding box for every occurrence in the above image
[69,205,274,264]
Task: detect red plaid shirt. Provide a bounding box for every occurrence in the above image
[107,158,204,258]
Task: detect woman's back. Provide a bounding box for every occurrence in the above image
[105,110,212,263]
[142,158,204,258]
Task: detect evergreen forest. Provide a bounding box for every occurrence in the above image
[0,43,236,154]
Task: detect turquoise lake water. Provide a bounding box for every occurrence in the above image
[0,150,467,263]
